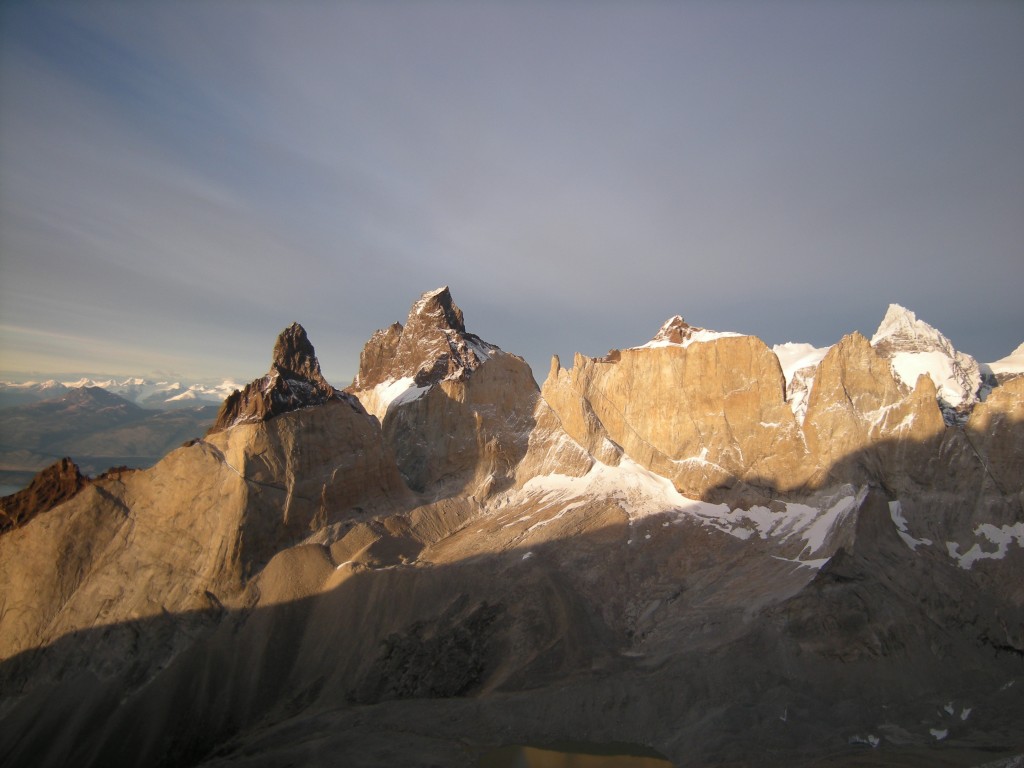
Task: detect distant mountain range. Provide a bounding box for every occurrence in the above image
[0,376,244,409]
[0,385,220,494]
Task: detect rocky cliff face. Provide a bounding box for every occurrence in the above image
[349,287,538,495]
[1,293,1022,768]
[528,330,810,502]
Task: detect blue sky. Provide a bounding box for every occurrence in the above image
[1,1,1022,385]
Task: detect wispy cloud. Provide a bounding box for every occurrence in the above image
[1,1,1022,382]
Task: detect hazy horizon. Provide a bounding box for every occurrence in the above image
[0,294,1021,390]
[2,1,1022,384]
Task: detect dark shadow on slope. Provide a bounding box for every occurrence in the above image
[0,433,1023,768]
[699,416,1024,525]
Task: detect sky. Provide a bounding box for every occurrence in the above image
[1,1,1022,387]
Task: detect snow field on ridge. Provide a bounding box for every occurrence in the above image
[511,456,864,566]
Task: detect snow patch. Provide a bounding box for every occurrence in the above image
[515,460,862,565]
[947,522,1024,569]
[372,376,431,413]
[850,734,881,748]
[772,342,828,386]
[986,342,1024,376]
[888,500,932,551]
[637,328,744,350]
[929,728,948,741]
[773,342,829,423]
[462,334,498,365]
[801,492,864,554]
[772,555,831,569]
[889,350,974,408]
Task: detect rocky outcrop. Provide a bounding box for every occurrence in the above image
[0,458,88,532]
[352,286,497,396]
[962,375,1024,499]
[208,323,348,434]
[350,287,538,495]
[802,331,947,486]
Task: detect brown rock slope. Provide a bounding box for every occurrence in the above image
[0,296,1022,768]
[0,325,409,667]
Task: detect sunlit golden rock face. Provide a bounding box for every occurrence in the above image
[967,375,1024,491]
[530,335,811,501]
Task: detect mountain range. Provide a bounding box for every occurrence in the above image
[0,387,220,495]
[0,287,1021,768]
[0,377,243,410]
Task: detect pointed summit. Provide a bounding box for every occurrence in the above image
[351,287,500,400]
[1,458,88,532]
[870,303,926,346]
[271,322,331,390]
[407,286,466,334]
[208,323,344,434]
[650,315,698,345]
[870,303,982,421]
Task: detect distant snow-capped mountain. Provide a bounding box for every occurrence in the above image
[0,377,244,410]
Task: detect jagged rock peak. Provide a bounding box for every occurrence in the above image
[352,287,500,394]
[407,285,466,334]
[208,323,347,435]
[869,303,982,421]
[871,303,935,348]
[271,322,330,388]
